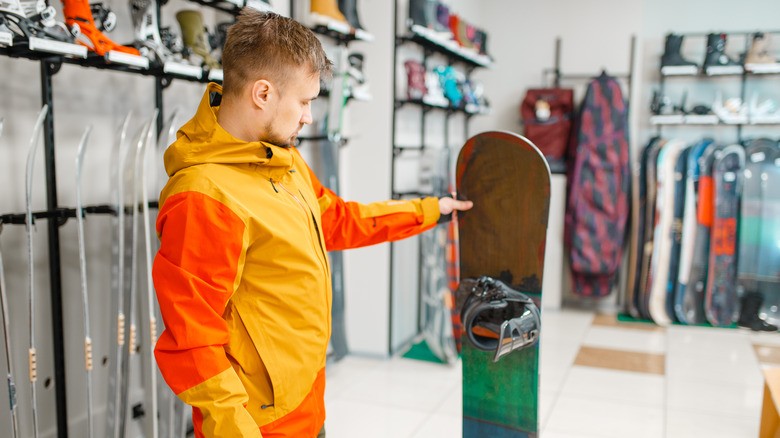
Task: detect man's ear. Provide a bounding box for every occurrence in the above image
[250,79,273,109]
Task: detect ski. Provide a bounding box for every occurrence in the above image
[0,116,20,438]
[74,124,95,438]
[138,109,160,438]
[153,109,188,438]
[107,112,132,438]
[119,116,153,437]
[24,104,48,438]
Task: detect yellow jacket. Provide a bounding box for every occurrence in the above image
[153,83,440,437]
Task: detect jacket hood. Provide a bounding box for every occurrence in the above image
[164,82,294,177]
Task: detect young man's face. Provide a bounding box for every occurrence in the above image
[264,68,320,147]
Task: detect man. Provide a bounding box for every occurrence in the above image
[152,8,472,438]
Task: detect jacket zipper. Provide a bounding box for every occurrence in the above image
[276,180,329,275]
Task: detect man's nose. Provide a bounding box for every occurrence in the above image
[301,107,313,125]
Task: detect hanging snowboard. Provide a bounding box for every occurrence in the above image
[455,131,549,437]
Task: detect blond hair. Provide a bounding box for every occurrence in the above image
[221,9,332,96]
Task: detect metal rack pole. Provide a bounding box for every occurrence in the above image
[40,58,69,438]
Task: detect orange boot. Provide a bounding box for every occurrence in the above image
[61,0,138,56]
[310,0,347,24]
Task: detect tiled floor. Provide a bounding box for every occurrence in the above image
[324,308,780,437]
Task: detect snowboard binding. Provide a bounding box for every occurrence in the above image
[1,0,77,43]
[460,276,540,363]
[130,0,184,65]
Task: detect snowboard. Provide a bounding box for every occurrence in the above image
[626,138,656,319]
[675,139,713,323]
[419,147,457,364]
[738,139,776,320]
[637,139,666,320]
[455,131,549,437]
[705,144,745,327]
[681,143,724,325]
[666,146,689,323]
[648,139,684,325]
[756,144,780,326]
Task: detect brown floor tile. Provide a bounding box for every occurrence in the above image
[592,313,665,332]
[574,346,665,375]
[754,344,780,365]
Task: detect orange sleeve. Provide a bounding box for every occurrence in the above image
[306,166,440,252]
[153,191,261,437]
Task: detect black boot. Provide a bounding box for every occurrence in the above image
[738,292,778,332]
[338,0,363,30]
[661,33,698,69]
[704,33,741,73]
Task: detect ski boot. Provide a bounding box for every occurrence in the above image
[345,52,370,101]
[460,276,541,363]
[403,60,427,101]
[661,33,698,75]
[703,32,742,75]
[61,0,138,55]
[738,292,778,331]
[176,10,220,70]
[338,0,363,31]
[745,32,780,73]
[1,0,77,43]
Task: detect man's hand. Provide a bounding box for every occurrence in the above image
[439,195,473,215]
[437,194,473,224]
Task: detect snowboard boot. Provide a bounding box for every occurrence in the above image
[423,69,447,107]
[176,10,220,70]
[408,0,426,27]
[346,52,370,101]
[738,292,778,331]
[403,59,427,101]
[62,0,138,55]
[745,32,779,65]
[436,2,450,37]
[661,33,698,69]
[435,65,462,107]
[703,33,741,73]
[338,0,362,30]
[310,0,347,25]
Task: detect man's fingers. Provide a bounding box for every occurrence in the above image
[452,200,473,211]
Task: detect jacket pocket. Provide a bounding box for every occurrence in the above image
[224,303,277,412]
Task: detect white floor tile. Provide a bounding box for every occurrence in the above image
[666,350,763,387]
[434,385,461,417]
[539,340,580,393]
[583,325,667,354]
[666,377,763,419]
[325,398,428,438]
[545,395,664,438]
[666,408,759,438]
[410,413,461,438]
[540,309,595,345]
[560,366,665,407]
[539,390,558,430]
[749,331,780,347]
